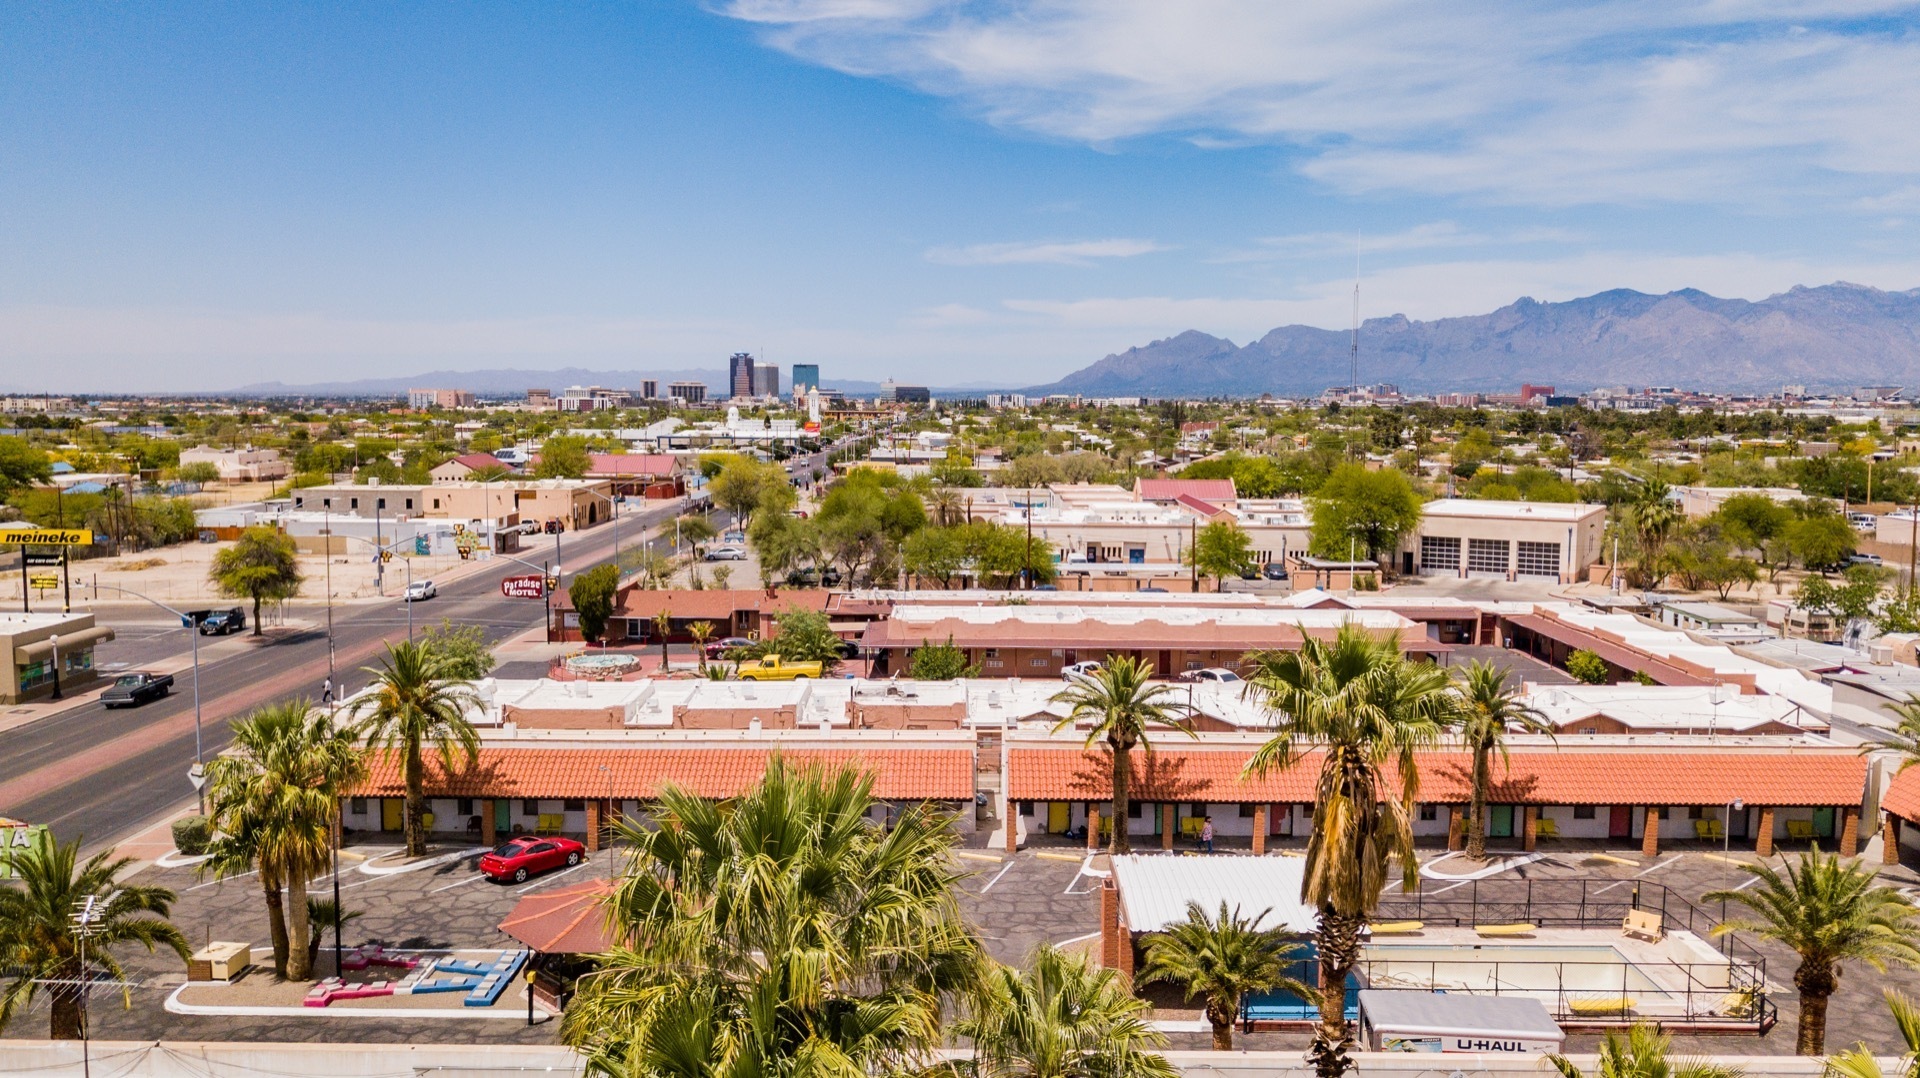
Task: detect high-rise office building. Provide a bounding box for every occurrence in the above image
[791,364,820,394]
[639,379,658,400]
[728,353,756,398]
[754,363,780,398]
[668,381,707,404]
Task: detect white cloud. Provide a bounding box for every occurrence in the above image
[925,237,1167,266]
[716,1,1920,208]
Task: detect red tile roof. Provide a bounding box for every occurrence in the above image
[1137,478,1236,503]
[1883,766,1920,823]
[587,454,679,477]
[353,746,976,801]
[860,616,1439,655]
[1172,494,1226,517]
[1008,747,1866,807]
[446,453,510,472]
[611,588,833,620]
[498,879,615,954]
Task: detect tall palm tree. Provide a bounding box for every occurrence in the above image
[1547,1023,1743,1078]
[688,620,716,677]
[348,640,482,857]
[652,610,672,671]
[562,757,981,1076]
[958,943,1176,1078]
[1453,660,1554,861]
[1826,989,1920,1078]
[1241,624,1457,1078]
[1138,901,1314,1051]
[1050,656,1193,854]
[204,700,365,979]
[929,487,963,528]
[1706,847,1920,1055]
[1628,479,1682,588]
[0,831,190,1039]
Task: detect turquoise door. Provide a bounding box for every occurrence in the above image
[1488,804,1515,838]
[1813,806,1836,838]
[494,799,510,834]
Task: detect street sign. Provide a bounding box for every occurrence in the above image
[0,528,91,546]
[500,574,546,599]
[188,764,207,791]
[28,573,58,590]
[22,551,63,566]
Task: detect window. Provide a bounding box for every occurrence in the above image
[1466,538,1509,574]
[432,498,442,509]
[984,648,999,658]
[984,659,1003,669]
[350,498,360,510]
[563,799,586,812]
[377,498,387,510]
[456,798,474,816]
[1019,802,1034,817]
[1128,802,1143,819]
[1420,535,1461,572]
[1239,803,1256,818]
[1418,804,1438,821]
[1579,726,1598,735]
[521,799,539,816]
[350,798,368,814]
[1515,540,1561,578]
[1573,805,1597,820]
[1688,806,1705,820]
[1030,657,1048,667]
[1186,660,1203,670]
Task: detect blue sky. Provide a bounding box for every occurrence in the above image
[4,1,1920,391]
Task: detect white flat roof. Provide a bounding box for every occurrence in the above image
[1111,853,1316,934]
[1420,499,1604,522]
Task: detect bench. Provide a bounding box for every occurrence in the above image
[1622,909,1664,941]
[1371,921,1425,935]
[1474,923,1537,937]
[1567,996,1636,1015]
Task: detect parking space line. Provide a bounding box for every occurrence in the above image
[516,862,589,893]
[978,861,1017,894]
[185,869,254,892]
[430,873,487,894]
[1594,853,1683,893]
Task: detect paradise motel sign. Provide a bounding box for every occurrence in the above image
[0,820,48,879]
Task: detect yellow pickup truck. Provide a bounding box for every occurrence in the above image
[735,654,824,681]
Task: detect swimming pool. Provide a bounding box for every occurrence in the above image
[1366,944,1661,994]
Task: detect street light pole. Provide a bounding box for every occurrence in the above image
[91,583,204,813]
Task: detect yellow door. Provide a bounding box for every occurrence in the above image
[1047,802,1070,833]
[382,799,403,831]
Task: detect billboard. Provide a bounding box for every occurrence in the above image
[500,575,547,599]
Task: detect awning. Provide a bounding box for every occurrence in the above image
[498,879,615,954]
[1502,614,1710,686]
[13,626,115,664]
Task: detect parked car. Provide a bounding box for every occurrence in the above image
[1061,660,1104,680]
[835,638,860,659]
[478,836,586,883]
[402,579,438,601]
[102,672,174,708]
[1178,667,1242,683]
[705,546,748,561]
[1848,553,1884,566]
[1849,512,1879,531]
[1262,563,1290,581]
[1137,586,1169,593]
[705,636,754,659]
[195,608,247,635]
[736,654,824,681]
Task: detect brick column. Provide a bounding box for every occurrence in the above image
[1523,806,1539,852]
[1162,804,1176,851]
[1253,805,1269,855]
[1005,801,1019,853]
[1446,807,1464,851]
[480,799,496,846]
[1087,804,1101,851]
[1642,806,1661,857]
[1886,815,1903,866]
[1756,806,1775,857]
[1840,807,1860,857]
[585,799,602,852]
[1100,879,1130,973]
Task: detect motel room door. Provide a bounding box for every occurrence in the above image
[1609,805,1633,839]
[1047,802,1070,834]
[1487,804,1515,839]
[381,799,404,832]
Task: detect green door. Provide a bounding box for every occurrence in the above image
[494,799,511,835]
[1813,806,1836,838]
[1488,804,1515,838]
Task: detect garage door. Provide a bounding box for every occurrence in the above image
[1466,538,1509,576]
[1420,535,1460,573]
[1515,540,1561,579]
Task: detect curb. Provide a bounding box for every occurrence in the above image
[357,846,489,877]
[164,982,554,1021]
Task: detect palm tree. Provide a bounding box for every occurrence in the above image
[1628,479,1682,588]
[204,700,364,979]
[1241,623,1457,1078]
[1138,901,1314,1051]
[1547,1023,1743,1078]
[305,897,363,969]
[929,487,963,527]
[1706,848,1920,1055]
[562,757,981,1076]
[1826,989,1920,1078]
[959,943,1176,1078]
[1050,656,1193,854]
[0,831,190,1039]
[1877,695,1920,773]
[652,610,672,671]
[688,620,716,677]
[348,640,482,858]
[1454,660,1554,861]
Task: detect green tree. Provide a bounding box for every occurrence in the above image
[958,943,1175,1078]
[908,635,980,680]
[688,620,716,676]
[304,897,363,969]
[1139,901,1313,1051]
[568,563,620,645]
[1188,520,1255,591]
[755,607,845,671]
[1706,847,1920,1055]
[1790,512,1857,572]
[417,619,497,680]
[561,759,980,1076]
[204,701,364,980]
[1714,493,1790,556]
[1454,660,1554,861]
[1624,480,1683,588]
[532,435,592,479]
[1242,625,1457,1077]
[175,460,221,484]
[1308,463,1422,566]
[1565,649,1611,684]
[903,525,966,588]
[1547,1023,1743,1078]
[0,436,54,499]
[209,524,303,636]
[709,456,794,532]
[672,513,717,559]
[1824,989,1920,1078]
[0,831,190,1038]
[347,641,482,858]
[1051,656,1193,855]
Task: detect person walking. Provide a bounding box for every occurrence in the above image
[1200,816,1215,854]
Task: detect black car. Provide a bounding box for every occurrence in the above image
[102,672,174,708]
[1262,563,1290,581]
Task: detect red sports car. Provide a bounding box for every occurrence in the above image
[479,836,586,883]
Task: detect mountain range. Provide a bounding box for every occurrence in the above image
[1029,282,1920,396]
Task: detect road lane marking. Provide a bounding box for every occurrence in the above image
[430,873,488,894]
[517,862,590,893]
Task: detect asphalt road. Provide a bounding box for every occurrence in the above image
[0,495,709,853]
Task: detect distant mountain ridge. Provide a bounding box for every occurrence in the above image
[1029,282,1920,396]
